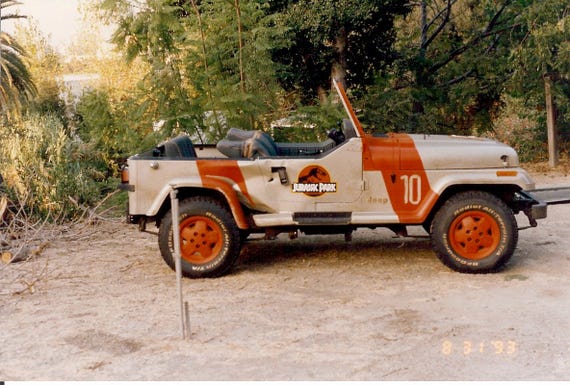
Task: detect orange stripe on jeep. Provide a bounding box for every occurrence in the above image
[363,133,438,223]
[197,160,252,229]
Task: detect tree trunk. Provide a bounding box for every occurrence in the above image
[331,27,348,93]
[317,86,328,104]
[544,74,559,168]
[235,0,246,94]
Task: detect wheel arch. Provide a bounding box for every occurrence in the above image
[153,186,251,230]
[424,183,522,229]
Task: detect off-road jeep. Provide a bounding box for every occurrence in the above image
[120,81,547,278]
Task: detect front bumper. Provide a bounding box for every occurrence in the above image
[529,199,548,221]
[513,190,547,228]
[519,186,570,228]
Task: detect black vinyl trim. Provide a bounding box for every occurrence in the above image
[293,212,351,225]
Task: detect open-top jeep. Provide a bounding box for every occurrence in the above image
[120,81,548,278]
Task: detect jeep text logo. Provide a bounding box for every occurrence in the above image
[292,165,337,197]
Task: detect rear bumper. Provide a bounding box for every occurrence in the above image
[118,182,135,192]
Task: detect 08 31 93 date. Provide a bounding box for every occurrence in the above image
[442,340,517,356]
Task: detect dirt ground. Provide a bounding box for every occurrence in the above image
[1,169,570,380]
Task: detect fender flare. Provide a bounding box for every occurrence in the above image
[147,177,250,230]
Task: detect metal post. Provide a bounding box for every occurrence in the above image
[170,187,188,339]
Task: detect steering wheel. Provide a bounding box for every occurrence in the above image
[327,128,346,145]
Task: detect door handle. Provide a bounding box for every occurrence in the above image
[271,167,289,185]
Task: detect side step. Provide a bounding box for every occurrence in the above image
[293,212,351,225]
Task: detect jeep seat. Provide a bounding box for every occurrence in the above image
[216,139,245,158]
[225,127,257,141]
[243,131,279,158]
[217,129,279,158]
[157,135,197,158]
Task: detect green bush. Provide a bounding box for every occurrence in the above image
[488,96,548,163]
[0,113,103,218]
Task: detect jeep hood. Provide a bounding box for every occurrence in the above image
[410,134,519,170]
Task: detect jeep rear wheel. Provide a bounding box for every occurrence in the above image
[158,197,241,278]
[431,191,518,273]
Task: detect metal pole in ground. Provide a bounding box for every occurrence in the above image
[170,186,188,339]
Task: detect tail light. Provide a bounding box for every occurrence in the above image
[121,166,129,184]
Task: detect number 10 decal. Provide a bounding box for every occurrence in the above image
[401,174,422,205]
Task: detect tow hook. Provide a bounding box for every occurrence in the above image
[138,217,147,232]
[522,208,538,229]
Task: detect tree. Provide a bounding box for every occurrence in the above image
[98,0,287,141]
[272,0,411,103]
[364,0,530,134]
[505,0,570,162]
[0,0,36,119]
[13,20,65,119]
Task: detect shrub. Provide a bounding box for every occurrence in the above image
[489,95,548,163]
[0,113,102,218]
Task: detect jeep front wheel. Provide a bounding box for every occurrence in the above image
[158,197,241,278]
[430,191,518,273]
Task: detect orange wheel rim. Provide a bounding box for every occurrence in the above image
[179,216,223,264]
[448,210,501,260]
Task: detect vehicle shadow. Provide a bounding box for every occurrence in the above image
[236,228,436,274]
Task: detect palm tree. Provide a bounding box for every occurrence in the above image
[1,0,36,119]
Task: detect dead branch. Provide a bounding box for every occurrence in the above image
[0,195,7,221]
[1,190,125,296]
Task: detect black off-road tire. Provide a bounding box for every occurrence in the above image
[430,191,518,273]
[158,197,241,278]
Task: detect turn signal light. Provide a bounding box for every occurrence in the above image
[496,170,518,177]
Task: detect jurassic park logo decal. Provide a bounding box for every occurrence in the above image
[292,165,337,197]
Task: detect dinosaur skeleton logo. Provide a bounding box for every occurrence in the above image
[292,165,337,197]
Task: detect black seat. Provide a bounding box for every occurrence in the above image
[157,135,197,158]
[216,139,245,158]
[217,129,279,158]
[243,131,279,158]
[225,127,257,141]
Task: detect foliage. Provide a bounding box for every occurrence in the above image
[489,95,547,163]
[98,0,288,142]
[0,113,101,218]
[506,0,570,154]
[0,3,143,219]
[0,0,37,120]
[271,100,346,142]
[13,20,66,120]
[361,0,570,154]
[75,88,159,172]
[362,0,530,134]
[272,0,410,103]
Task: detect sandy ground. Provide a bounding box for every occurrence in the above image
[1,170,570,380]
